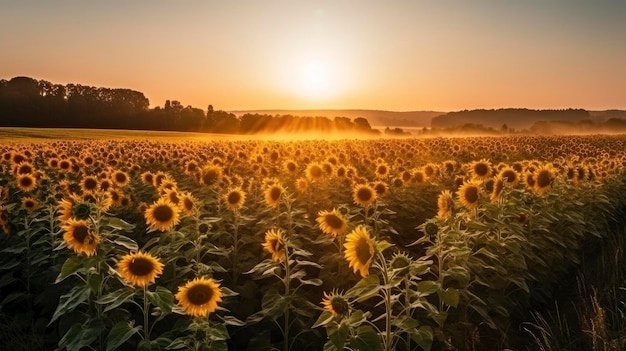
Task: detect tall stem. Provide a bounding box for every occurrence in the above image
[143,286,150,340]
[283,244,291,351]
[232,213,239,285]
[378,252,392,351]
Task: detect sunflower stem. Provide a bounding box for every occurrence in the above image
[377,252,393,351]
[232,212,240,286]
[143,286,150,340]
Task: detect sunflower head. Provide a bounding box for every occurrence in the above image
[264,184,284,208]
[352,184,377,208]
[223,187,246,212]
[176,277,223,317]
[16,174,37,192]
[62,219,100,256]
[498,167,519,186]
[321,291,350,316]
[262,229,286,263]
[343,225,375,278]
[490,176,505,202]
[389,252,412,276]
[305,162,324,182]
[21,196,39,211]
[316,208,348,237]
[200,165,223,187]
[144,197,181,232]
[457,180,482,211]
[117,251,164,287]
[437,190,453,218]
[534,164,555,195]
[470,159,492,180]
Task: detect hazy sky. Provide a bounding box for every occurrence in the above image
[1,0,625,111]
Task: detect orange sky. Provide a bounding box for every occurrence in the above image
[1,1,625,111]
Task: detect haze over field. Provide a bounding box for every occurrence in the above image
[1,1,625,113]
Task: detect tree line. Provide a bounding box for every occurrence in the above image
[0,76,379,135]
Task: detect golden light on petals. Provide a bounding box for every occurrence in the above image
[175,277,222,317]
[144,197,181,232]
[16,174,37,192]
[457,181,482,211]
[321,291,350,316]
[343,225,375,278]
[352,184,376,207]
[117,251,164,287]
[223,187,246,211]
[437,190,453,218]
[316,208,348,237]
[264,184,284,208]
[62,219,100,256]
[262,229,286,263]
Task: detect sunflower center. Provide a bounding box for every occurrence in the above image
[502,170,517,183]
[84,178,98,190]
[324,214,344,229]
[20,177,33,187]
[73,225,89,244]
[184,198,194,210]
[330,297,348,315]
[129,257,154,276]
[187,284,214,305]
[536,171,552,188]
[202,171,219,185]
[153,205,174,222]
[228,192,241,204]
[355,238,372,265]
[526,174,536,187]
[464,186,479,203]
[309,166,322,178]
[474,163,489,176]
[270,187,281,201]
[287,163,296,172]
[357,188,373,202]
[115,173,127,183]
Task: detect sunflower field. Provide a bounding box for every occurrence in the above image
[1,134,626,351]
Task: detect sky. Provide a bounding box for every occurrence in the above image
[1,0,625,112]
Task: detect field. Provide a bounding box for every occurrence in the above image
[1,129,626,351]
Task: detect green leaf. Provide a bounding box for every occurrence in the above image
[50,285,91,324]
[328,322,349,351]
[222,315,246,326]
[148,286,174,314]
[220,286,239,297]
[439,288,460,308]
[96,287,136,313]
[375,240,394,252]
[350,325,382,351]
[410,325,434,351]
[416,280,440,295]
[106,321,141,351]
[111,234,139,251]
[312,311,335,328]
[207,324,229,341]
[107,218,136,231]
[59,319,106,351]
[346,275,381,302]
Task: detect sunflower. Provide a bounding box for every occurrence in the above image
[295,177,309,193]
[164,189,181,206]
[14,161,35,176]
[498,166,520,186]
[344,225,375,278]
[111,170,130,187]
[140,171,155,186]
[178,191,198,216]
[457,181,482,211]
[470,159,492,181]
[262,229,286,263]
[264,184,284,208]
[321,291,350,316]
[16,173,37,192]
[80,175,100,194]
[62,219,100,256]
[316,209,348,237]
[437,190,453,218]
[176,277,222,317]
[371,181,388,197]
[352,184,376,207]
[534,164,555,195]
[200,165,223,187]
[21,196,39,211]
[490,176,505,202]
[223,187,246,211]
[144,197,181,232]
[305,162,324,183]
[283,159,298,174]
[184,160,200,176]
[117,251,164,287]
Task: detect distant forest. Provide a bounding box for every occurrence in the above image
[0,76,380,135]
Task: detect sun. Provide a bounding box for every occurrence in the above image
[299,59,332,99]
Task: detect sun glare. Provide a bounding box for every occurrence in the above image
[299,59,332,99]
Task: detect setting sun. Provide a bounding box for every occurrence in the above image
[299,59,331,99]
